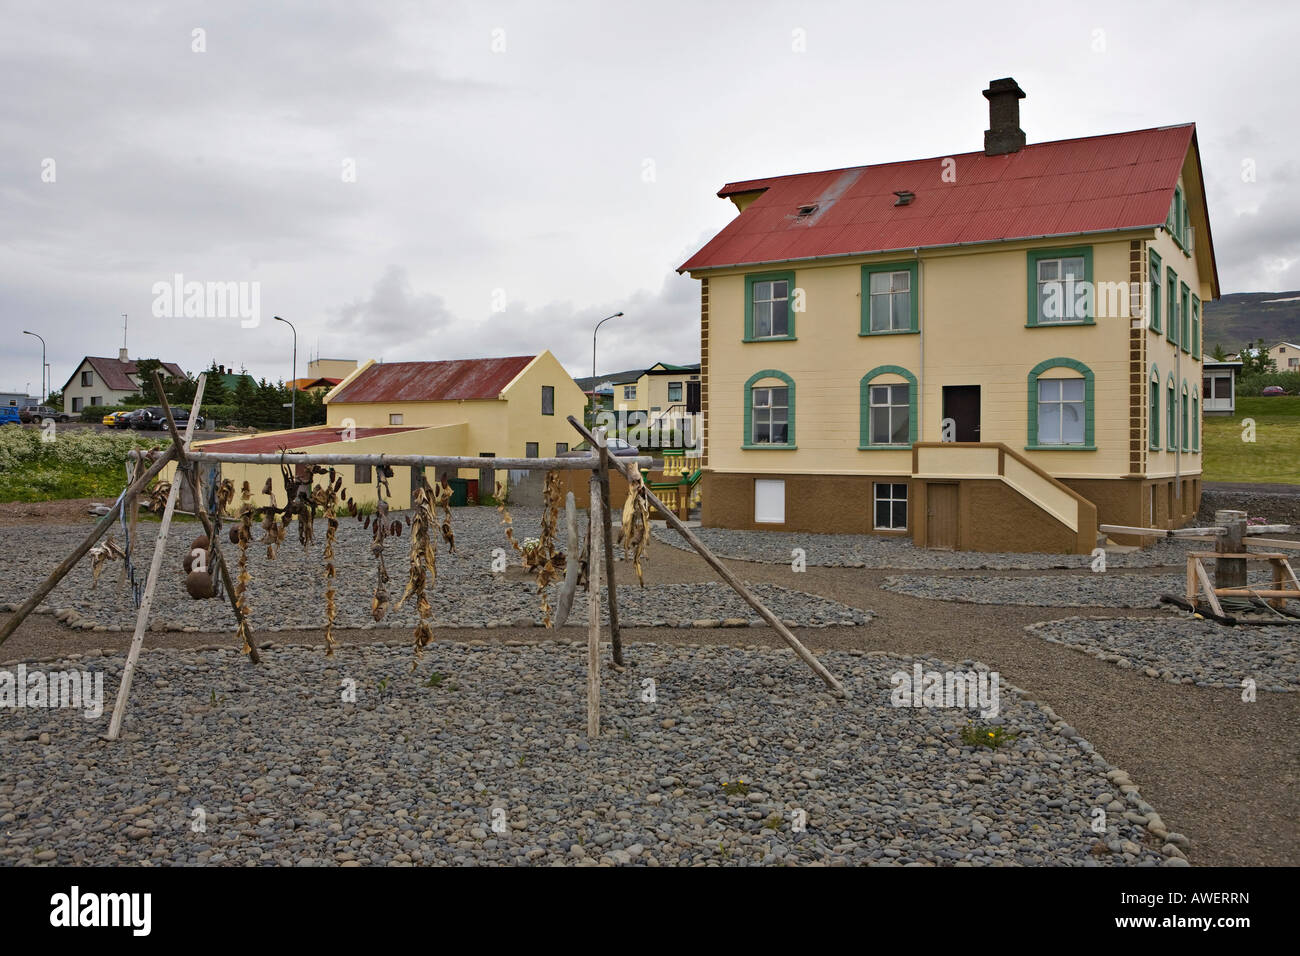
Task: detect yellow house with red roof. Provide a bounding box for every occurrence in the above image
[678,79,1218,552]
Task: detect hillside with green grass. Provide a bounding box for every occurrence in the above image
[1201,396,1300,484]
[1203,291,1300,357]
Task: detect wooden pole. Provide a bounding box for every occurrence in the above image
[586,472,603,737]
[151,372,259,665]
[159,450,652,471]
[595,428,623,666]
[566,416,847,697]
[0,445,178,648]
[1214,509,1247,593]
[107,381,207,739]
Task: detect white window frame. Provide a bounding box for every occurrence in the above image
[1036,256,1087,324]
[869,270,912,332]
[389,413,404,425]
[1036,378,1086,446]
[751,386,789,445]
[752,279,791,339]
[869,384,910,446]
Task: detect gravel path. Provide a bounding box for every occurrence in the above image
[652,526,1200,569]
[0,641,1186,866]
[1026,617,1300,693]
[880,570,1296,610]
[0,512,868,631]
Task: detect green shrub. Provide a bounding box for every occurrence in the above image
[1237,371,1300,396]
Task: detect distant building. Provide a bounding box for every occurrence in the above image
[60,350,185,413]
[1202,360,1241,415]
[307,357,358,380]
[1267,342,1300,371]
[0,391,38,408]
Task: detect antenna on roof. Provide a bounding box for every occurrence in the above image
[122,313,128,349]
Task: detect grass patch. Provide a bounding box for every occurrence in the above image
[0,463,129,502]
[1202,396,1300,483]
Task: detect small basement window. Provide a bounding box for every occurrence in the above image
[389,413,403,425]
[874,482,908,530]
[754,479,785,524]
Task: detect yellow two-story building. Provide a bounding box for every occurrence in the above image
[679,79,1218,553]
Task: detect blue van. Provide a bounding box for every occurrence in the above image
[0,406,21,426]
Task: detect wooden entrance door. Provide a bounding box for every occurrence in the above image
[942,385,981,442]
[926,482,958,549]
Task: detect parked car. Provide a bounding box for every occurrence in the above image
[129,407,166,429]
[0,407,21,426]
[114,408,148,429]
[19,404,71,424]
[101,410,125,426]
[1261,385,1288,396]
[155,409,206,430]
[560,437,640,457]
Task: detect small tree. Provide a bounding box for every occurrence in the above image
[1238,339,1276,376]
[1211,342,1227,362]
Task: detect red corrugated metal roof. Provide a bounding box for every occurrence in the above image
[196,425,418,454]
[680,125,1197,272]
[328,355,536,404]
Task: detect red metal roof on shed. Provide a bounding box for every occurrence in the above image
[195,426,418,454]
[680,125,1196,272]
[328,356,536,404]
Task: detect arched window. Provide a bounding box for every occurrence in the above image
[742,370,795,449]
[1027,358,1095,450]
[859,366,918,448]
[1148,364,1161,450]
[1166,374,1177,450]
[1181,381,1189,451]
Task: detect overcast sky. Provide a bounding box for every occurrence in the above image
[2,0,1297,397]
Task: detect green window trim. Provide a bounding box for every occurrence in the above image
[1148,365,1161,450]
[1180,382,1190,451]
[858,365,919,449]
[1165,267,1179,346]
[1191,295,1201,360]
[1166,374,1177,450]
[1026,357,1096,450]
[1179,282,1191,354]
[743,271,798,342]
[1191,393,1199,451]
[1147,249,1162,333]
[859,260,920,335]
[741,369,796,449]
[1026,246,1095,326]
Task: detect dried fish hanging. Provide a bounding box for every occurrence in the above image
[89,536,126,586]
[363,467,397,622]
[533,471,565,627]
[233,481,256,655]
[620,468,652,586]
[317,469,346,656]
[395,477,438,667]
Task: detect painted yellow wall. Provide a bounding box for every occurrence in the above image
[696,233,1157,480]
[307,358,358,380]
[1268,343,1300,370]
[500,350,588,458]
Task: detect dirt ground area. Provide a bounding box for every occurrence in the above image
[1,499,1295,867]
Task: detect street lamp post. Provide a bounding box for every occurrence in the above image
[22,331,46,404]
[274,316,297,430]
[591,312,623,427]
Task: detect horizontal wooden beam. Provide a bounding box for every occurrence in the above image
[130,450,654,471]
[1100,524,1225,538]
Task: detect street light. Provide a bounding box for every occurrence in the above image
[591,312,623,426]
[22,332,46,403]
[273,316,297,430]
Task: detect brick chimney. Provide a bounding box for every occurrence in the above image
[982,77,1026,156]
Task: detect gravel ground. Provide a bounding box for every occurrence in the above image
[652,526,1202,570]
[880,570,1297,610]
[0,511,868,631]
[1026,617,1300,693]
[0,641,1186,866]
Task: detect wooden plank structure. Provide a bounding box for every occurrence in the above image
[1,378,848,740]
[1101,510,1300,625]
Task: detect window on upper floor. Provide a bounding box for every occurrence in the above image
[541,385,554,416]
[1147,251,1162,333]
[623,385,636,400]
[1149,370,1161,450]
[1027,248,1093,326]
[1166,268,1179,346]
[1191,296,1201,360]
[81,371,92,386]
[861,262,919,334]
[744,272,796,341]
